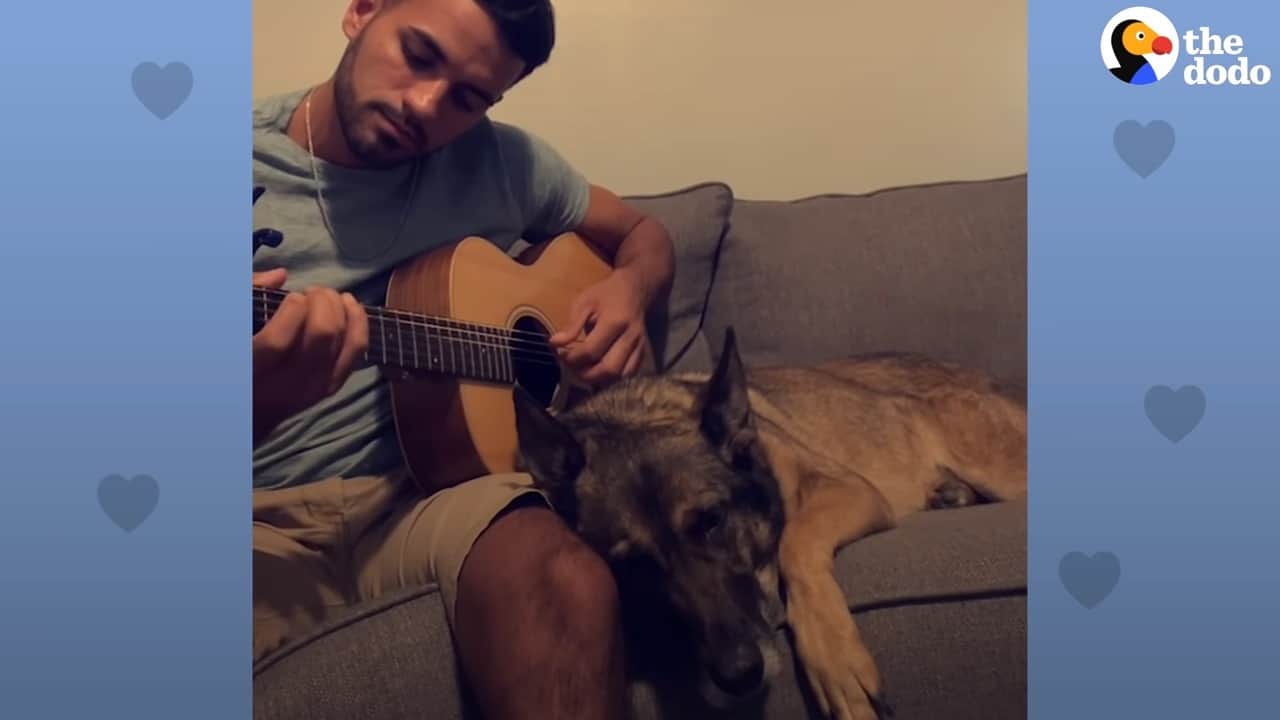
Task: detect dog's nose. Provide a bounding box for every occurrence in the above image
[709,641,765,696]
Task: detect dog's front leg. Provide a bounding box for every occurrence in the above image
[779,477,896,720]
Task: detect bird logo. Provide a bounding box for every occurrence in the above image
[1101,8,1179,85]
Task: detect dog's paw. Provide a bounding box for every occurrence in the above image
[798,657,885,720]
[790,616,887,720]
[928,473,978,509]
[869,689,895,719]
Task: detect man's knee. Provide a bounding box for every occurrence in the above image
[461,503,619,634]
[453,504,626,717]
[540,532,620,633]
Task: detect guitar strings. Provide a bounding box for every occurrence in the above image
[250,292,603,367]
[253,308,562,367]
[250,292,583,365]
[251,297,561,358]
[250,306,561,365]
[250,285,641,376]
[252,286,565,346]
[360,335,560,374]
[252,295,555,348]
[358,341,559,372]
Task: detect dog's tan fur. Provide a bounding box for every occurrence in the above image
[734,357,1026,719]
[514,331,1027,720]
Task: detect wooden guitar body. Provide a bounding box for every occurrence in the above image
[384,233,643,496]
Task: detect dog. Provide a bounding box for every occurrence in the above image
[512,328,1027,720]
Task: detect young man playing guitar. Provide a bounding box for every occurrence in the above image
[251,2,673,719]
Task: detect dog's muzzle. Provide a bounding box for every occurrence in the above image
[709,640,766,697]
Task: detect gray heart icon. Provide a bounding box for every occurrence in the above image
[132,62,193,119]
[1059,551,1120,609]
[1145,385,1205,443]
[1113,120,1174,178]
[98,474,159,532]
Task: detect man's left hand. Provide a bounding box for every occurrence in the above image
[549,268,649,386]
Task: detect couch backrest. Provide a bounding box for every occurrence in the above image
[700,175,1027,383]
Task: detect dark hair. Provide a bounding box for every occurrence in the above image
[474,0,556,80]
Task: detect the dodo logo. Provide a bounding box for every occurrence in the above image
[1102,7,1272,86]
[1101,7,1178,85]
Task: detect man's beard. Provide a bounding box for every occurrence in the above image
[332,32,414,169]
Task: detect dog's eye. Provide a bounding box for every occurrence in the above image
[687,506,725,540]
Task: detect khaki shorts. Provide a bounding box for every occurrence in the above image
[252,468,546,663]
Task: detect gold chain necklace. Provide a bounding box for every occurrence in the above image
[304,89,423,261]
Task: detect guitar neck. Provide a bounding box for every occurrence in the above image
[252,286,543,385]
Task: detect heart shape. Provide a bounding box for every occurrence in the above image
[131,62,193,119]
[1113,120,1175,178]
[98,474,159,532]
[1059,551,1120,609]
[1144,385,1205,443]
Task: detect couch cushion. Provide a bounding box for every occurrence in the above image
[627,498,1027,719]
[253,500,1026,720]
[622,182,733,375]
[831,499,1027,720]
[702,175,1026,383]
[253,584,471,720]
[837,498,1027,607]
[848,593,1026,720]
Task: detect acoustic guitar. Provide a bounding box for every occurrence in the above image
[252,232,654,496]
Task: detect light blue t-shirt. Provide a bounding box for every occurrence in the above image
[251,88,591,490]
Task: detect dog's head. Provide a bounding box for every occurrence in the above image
[514,328,786,706]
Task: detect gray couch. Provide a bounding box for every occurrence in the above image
[253,174,1028,719]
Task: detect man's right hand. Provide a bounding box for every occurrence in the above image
[253,268,369,444]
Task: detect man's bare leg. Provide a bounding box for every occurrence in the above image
[454,498,627,720]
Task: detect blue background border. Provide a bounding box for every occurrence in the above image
[0,2,250,717]
[3,1,1279,717]
[1030,2,1280,717]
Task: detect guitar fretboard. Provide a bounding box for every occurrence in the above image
[252,287,556,384]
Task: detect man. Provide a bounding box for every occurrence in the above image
[251,1,674,719]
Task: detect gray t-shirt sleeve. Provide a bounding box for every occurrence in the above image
[494,123,592,243]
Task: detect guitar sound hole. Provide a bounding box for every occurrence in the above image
[511,315,560,408]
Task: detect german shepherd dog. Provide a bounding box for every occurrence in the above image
[512,328,1027,720]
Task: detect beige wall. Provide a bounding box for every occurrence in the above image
[254,1,1026,200]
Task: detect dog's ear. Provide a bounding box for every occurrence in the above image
[512,384,585,511]
[700,327,756,459]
